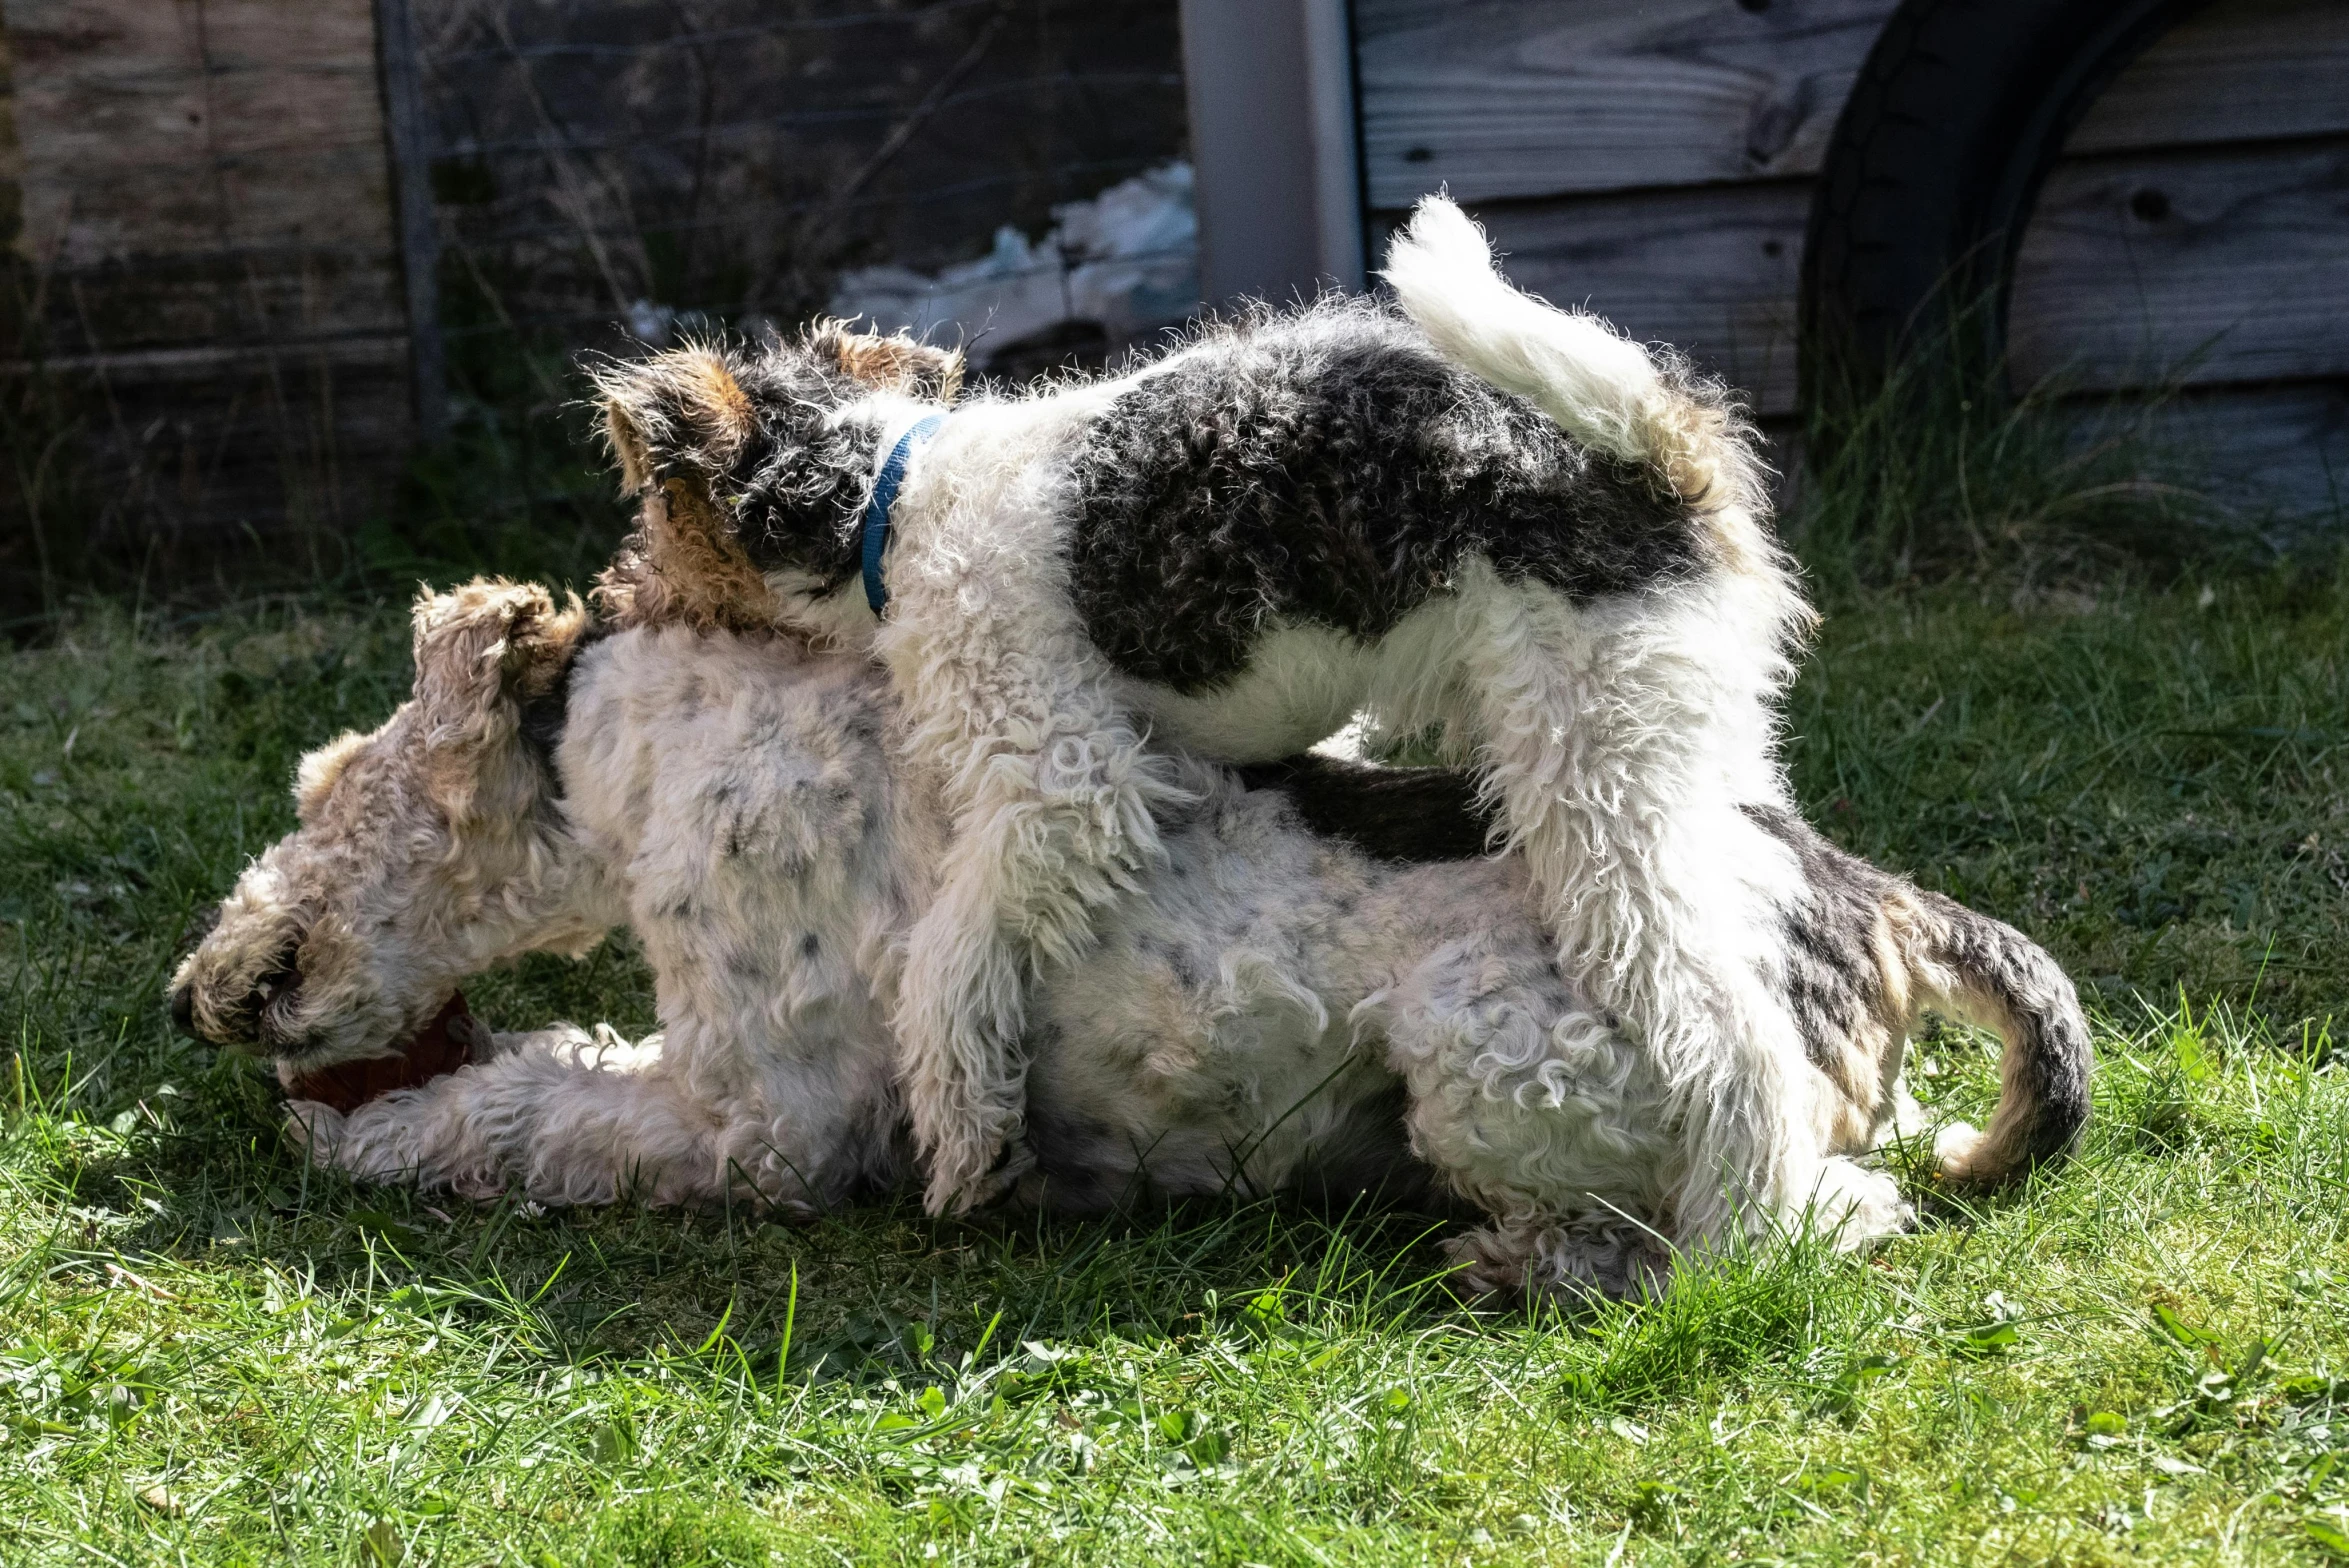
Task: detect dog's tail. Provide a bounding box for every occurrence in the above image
[1382,195,1752,515]
[1900,890,2094,1184]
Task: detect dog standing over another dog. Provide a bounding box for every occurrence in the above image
[592,196,1878,1247]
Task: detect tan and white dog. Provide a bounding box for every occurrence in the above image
[170,582,2092,1301]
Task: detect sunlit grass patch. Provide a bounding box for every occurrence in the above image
[1,568,2345,1563]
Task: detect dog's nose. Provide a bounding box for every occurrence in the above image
[169,982,199,1038]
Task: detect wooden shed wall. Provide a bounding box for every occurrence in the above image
[0,0,414,597]
[1353,0,2349,520]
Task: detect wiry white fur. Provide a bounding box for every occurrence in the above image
[1392,560,1823,1242]
[251,610,1923,1302]
[1381,198,1670,479]
[1377,206,1837,1238]
[1120,623,1376,762]
[871,385,1198,1210]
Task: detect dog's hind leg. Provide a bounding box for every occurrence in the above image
[1380,197,1839,1251]
[1381,561,1835,1253]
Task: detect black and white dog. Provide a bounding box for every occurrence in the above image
[591,197,1877,1248]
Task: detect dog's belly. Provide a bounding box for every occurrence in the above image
[1120,623,1374,761]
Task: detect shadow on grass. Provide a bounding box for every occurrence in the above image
[50,1105,1476,1370]
[32,1076,1906,1424]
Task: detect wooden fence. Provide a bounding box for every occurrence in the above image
[0,0,1185,613]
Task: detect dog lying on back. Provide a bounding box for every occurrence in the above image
[169,582,2092,1301]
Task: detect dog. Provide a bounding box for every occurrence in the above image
[169,581,2091,1301]
[587,195,1839,1244]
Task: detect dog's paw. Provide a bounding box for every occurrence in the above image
[1437,1230,1526,1300]
[926,1136,1037,1218]
[1810,1157,1915,1250]
[1930,1120,1995,1183]
[282,1099,347,1164]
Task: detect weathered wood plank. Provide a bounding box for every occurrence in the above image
[2,0,411,563]
[2010,135,2349,392]
[2069,0,2349,155]
[1355,0,1898,209]
[1356,0,2349,212]
[2112,381,2349,527]
[2,331,408,378]
[36,254,410,354]
[71,353,415,539]
[1400,180,1812,415]
[7,1,212,265]
[180,0,382,72]
[9,0,400,270]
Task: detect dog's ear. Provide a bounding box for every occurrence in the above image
[808,321,965,405]
[410,579,589,822]
[591,347,757,495]
[293,730,372,826]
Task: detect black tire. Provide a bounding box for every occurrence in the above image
[1799,0,2204,411]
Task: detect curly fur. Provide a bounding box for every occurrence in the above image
[583,199,1922,1248]
[174,591,2090,1301]
[167,582,608,1065]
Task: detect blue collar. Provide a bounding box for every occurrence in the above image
[860,415,944,615]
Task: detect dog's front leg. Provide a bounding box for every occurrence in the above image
[879,516,1191,1216]
[288,1028,818,1213]
[890,678,1189,1214]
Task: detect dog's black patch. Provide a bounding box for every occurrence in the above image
[1065,304,1710,692]
[1236,753,1494,863]
[1743,803,1892,1086]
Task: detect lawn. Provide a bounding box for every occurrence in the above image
[2,564,2347,1565]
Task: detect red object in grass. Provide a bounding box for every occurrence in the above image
[278,992,481,1113]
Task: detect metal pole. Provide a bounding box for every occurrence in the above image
[373,0,446,445]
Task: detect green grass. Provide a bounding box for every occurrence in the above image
[4,567,2349,1565]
